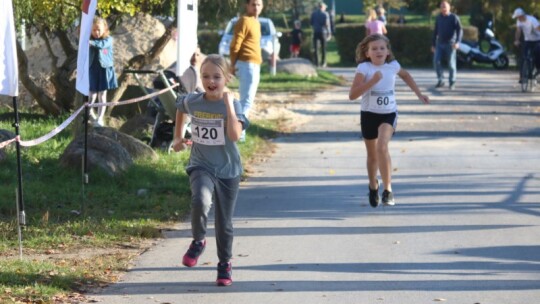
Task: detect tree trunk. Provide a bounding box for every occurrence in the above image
[107,18,177,114]
[54,31,78,111]
[17,15,175,117]
[38,28,78,112]
[16,40,62,116]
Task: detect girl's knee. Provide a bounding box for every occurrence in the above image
[376,142,389,154]
[191,192,212,211]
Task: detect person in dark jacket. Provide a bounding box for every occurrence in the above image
[310,2,331,67]
[431,1,462,90]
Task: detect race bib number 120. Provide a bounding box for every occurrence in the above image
[190,117,226,146]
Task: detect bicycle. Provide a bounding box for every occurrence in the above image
[520,45,539,92]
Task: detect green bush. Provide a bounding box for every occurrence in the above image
[198,30,221,55]
[334,23,478,67]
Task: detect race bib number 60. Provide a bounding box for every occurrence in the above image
[191,117,226,146]
[368,90,396,111]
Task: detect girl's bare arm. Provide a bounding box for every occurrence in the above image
[224,92,243,142]
[397,69,430,104]
[172,110,189,152]
[349,71,381,100]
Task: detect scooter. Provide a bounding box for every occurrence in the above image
[457,21,509,70]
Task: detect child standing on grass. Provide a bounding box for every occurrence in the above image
[172,54,249,287]
[289,20,304,58]
[89,17,118,126]
[348,34,429,208]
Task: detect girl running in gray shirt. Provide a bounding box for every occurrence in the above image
[173,54,249,287]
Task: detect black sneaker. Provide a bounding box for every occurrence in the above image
[182,239,206,267]
[216,262,233,286]
[449,82,455,90]
[435,80,445,88]
[368,182,380,208]
[382,190,395,206]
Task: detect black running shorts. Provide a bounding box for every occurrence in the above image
[360,111,397,140]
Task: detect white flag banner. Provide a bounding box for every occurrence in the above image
[75,0,98,95]
[0,0,19,97]
[176,0,198,76]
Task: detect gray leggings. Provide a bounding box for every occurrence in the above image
[189,169,240,263]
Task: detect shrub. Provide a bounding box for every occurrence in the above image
[334,23,478,67]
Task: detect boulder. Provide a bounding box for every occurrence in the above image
[276,58,318,77]
[6,14,178,108]
[60,132,133,176]
[119,114,155,140]
[93,127,158,161]
[60,128,157,176]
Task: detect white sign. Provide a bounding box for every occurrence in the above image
[176,0,199,76]
[0,0,19,97]
[75,0,98,96]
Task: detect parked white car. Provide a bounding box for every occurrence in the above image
[218,17,281,61]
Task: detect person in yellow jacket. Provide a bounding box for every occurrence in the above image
[230,0,263,141]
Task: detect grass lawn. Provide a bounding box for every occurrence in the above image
[0,69,344,303]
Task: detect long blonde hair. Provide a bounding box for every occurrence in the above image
[355,34,395,64]
[367,9,377,22]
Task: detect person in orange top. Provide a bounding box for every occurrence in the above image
[230,0,263,141]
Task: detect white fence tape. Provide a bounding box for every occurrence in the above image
[0,136,19,149]
[18,104,87,147]
[0,84,179,148]
[87,83,179,108]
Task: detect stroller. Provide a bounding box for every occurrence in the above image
[124,65,199,150]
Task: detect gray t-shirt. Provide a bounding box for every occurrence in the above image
[176,92,249,178]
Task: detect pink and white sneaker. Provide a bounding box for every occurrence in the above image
[216,262,232,286]
[182,239,206,267]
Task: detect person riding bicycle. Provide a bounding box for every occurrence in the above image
[513,8,540,82]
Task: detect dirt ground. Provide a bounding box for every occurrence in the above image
[251,91,320,129]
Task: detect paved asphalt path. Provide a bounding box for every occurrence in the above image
[88,68,540,304]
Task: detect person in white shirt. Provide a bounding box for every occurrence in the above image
[349,34,429,208]
[513,7,540,80]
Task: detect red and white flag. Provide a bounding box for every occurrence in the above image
[76,0,98,95]
[176,0,198,76]
[0,0,19,97]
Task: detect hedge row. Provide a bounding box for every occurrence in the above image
[333,24,478,67]
[197,24,478,67]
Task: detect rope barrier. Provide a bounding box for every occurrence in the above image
[0,136,19,149]
[0,84,180,149]
[87,83,179,108]
[18,104,87,147]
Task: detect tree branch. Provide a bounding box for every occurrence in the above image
[16,40,62,115]
[107,15,177,113]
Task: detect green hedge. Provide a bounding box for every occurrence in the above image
[334,24,478,67]
[198,28,314,61]
[197,23,478,67]
[198,30,221,56]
